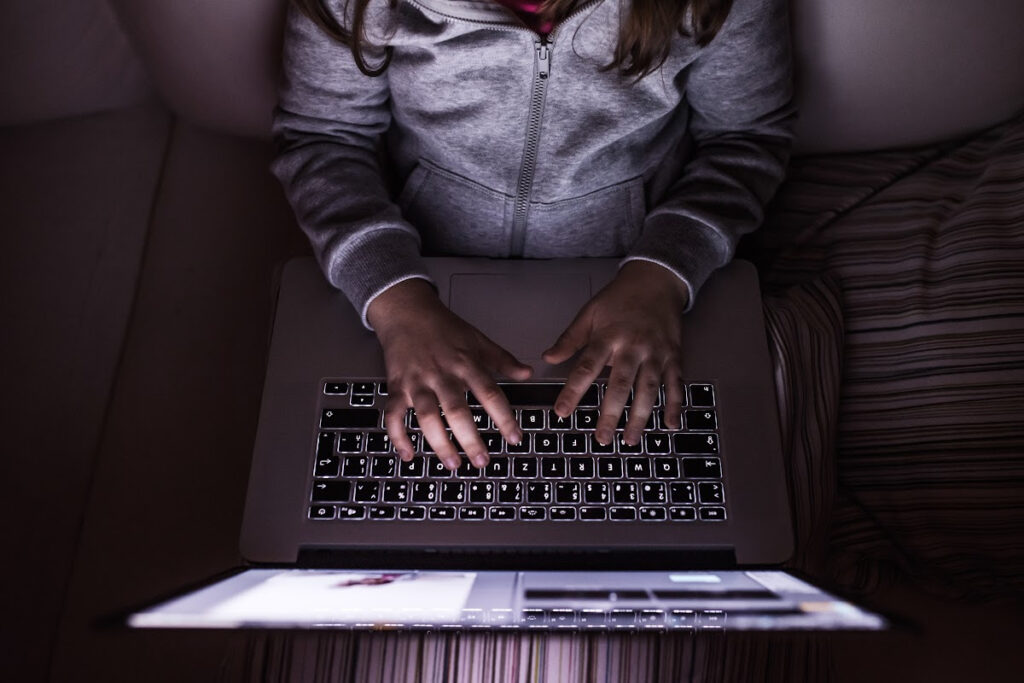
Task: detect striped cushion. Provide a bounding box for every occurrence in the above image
[748,110,1024,601]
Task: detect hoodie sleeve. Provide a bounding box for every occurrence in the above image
[271,2,433,329]
[622,0,797,309]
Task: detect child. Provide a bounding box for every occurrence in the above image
[272,0,795,471]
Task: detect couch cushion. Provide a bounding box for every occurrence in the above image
[0,0,156,126]
[48,119,309,682]
[0,104,171,682]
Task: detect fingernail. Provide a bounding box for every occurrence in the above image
[444,457,460,470]
[472,454,489,468]
[510,430,522,445]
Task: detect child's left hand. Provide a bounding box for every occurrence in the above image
[542,260,689,447]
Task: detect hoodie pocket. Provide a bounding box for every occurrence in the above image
[522,176,647,258]
[398,159,514,256]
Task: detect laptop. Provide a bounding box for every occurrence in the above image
[124,257,892,632]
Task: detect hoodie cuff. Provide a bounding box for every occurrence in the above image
[623,214,732,312]
[323,229,435,330]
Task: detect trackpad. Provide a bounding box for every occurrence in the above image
[449,273,592,365]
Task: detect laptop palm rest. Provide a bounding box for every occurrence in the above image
[448,273,593,370]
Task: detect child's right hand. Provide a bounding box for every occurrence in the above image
[367,279,532,471]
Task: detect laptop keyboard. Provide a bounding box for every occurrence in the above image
[309,381,726,523]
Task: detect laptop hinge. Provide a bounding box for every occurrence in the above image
[297,546,737,571]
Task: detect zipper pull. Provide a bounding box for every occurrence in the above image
[535,39,550,79]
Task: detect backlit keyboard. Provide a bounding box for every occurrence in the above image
[309,381,726,523]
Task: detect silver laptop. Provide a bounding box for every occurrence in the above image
[125,257,892,631]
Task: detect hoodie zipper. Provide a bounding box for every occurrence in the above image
[404,0,603,255]
[509,37,551,256]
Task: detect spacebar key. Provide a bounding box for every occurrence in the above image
[492,384,600,407]
[320,408,380,429]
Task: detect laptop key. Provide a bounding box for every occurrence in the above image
[311,481,350,502]
[645,434,671,454]
[498,481,523,503]
[342,456,368,477]
[625,457,650,478]
[550,507,576,521]
[617,434,643,454]
[669,507,697,521]
[353,482,379,502]
[674,433,718,454]
[535,433,558,453]
[549,411,572,430]
[613,482,638,504]
[641,482,667,504]
[336,505,365,519]
[489,506,516,520]
[555,482,580,503]
[336,433,364,453]
[459,506,486,520]
[584,482,609,504]
[456,460,482,478]
[324,382,349,395]
[366,432,391,452]
[527,482,552,503]
[699,507,727,521]
[507,434,532,454]
[520,506,546,521]
[314,455,340,478]
[427,458,452,477]
[350,394,374,406]
[597,457,623,478]
[440,481,466,503]
[369,505,396,519]
[485,456,509,477]
[579,506,607,521]
[412,482,436,502]
[520,409,545,430]
[371,456,396,477]
[576,410,598,430]
[469,481,494,503]
[382,481,409,503]
[639,507,667,521]
[309,505,335,519]
[682,457,722,478]
[569,457,594,478]
[590,435,615,454]
[316,432,335,458]
[698,482,725,504]
[399,457,425,477]
[541,457,565,478]
[399,506,426,520]
[609,507,637,521]
[686,410,717,431]
[652,457,678,478]
[513,457,538,478]
[352,382,375,395]
[689,384,715,407]
[481,433,505,455]
[429,506,456,520]
[321,408,379,429]
[670,482,696,503]
[562,433,587,454]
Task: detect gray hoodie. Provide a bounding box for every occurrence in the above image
[271,0,795,328]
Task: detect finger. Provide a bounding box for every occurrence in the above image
[625,362,660,445]
[554,341,611,418]
[462,366,523,447]
[436,385,490,469]
[542,308,591,365]
[384,394,416,461]
[662,364,685,430]
[412,391,459,470]
[482,338,534,381]
[596,352,641,445]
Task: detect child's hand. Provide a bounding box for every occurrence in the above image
[368,279,532,470]
[543,261,689,447]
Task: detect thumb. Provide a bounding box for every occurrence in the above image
[484,338,534,380]
[543,310,591,365]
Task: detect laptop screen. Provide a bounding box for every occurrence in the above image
[128,569,887,631]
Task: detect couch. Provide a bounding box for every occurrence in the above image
[2,1,1022,681]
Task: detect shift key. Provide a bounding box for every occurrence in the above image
[320,408,380,429]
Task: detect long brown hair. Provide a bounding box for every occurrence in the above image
[293,0,734,79]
